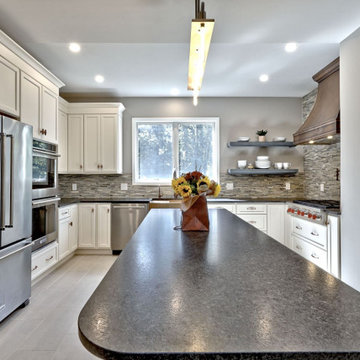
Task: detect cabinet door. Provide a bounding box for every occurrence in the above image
[41,87,58,143]
[97,204,111,249]
[58,110,67,173]
[58,218,70,260]
[100,114,119,173]
[84,114,100,173]
[67,114,84,173]
[20,72,41,138]
[78,204,96,248]
[68,206,78,252]
[267,204,285,244]
[0,55,19,116]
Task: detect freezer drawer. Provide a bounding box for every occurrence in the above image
[111,203,148,251]
[0,239,32,322]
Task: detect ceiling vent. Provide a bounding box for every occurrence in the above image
[294,57,340,145]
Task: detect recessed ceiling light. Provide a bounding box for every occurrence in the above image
[259,74,269,83]
[170,88,180,96]
[285,42,297,53]
[69,42,81,53]
[94,75,104,83]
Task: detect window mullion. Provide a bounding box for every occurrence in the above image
[173,123,180,178]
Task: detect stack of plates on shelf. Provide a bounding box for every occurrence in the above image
[238,136,250,142]
[273,137,286,142]
[255,156,271,169]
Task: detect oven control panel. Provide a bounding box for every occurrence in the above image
[287,204,326,225]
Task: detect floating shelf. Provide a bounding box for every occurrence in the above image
[228,169,298,176]
[227,141,295,148]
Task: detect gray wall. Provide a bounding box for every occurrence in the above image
[340,28,360,291]
[120,97,304,174]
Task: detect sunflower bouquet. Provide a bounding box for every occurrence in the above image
[172,171,221,199]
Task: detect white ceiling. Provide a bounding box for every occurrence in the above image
[0,0,360,97]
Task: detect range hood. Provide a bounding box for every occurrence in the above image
[294,57,340,145]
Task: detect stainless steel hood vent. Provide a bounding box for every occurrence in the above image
[294,57,340,145]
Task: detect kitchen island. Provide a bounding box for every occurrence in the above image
[78,209,360,359]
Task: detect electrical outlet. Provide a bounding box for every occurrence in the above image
[121,183,128,191]
[71,183,77,191]
[320,183,325,192]
[226,183,234,190]
[285,182,291,190]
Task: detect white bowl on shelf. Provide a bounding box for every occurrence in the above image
[255,161,271,169]
[238,136,250,142]
[256,156,269,161]
[273,137,286,142]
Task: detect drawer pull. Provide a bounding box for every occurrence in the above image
[247,207,256,210]
[45,256,54,262]
[295,245,302,251]
[249,221,257,224]
[32,265,38,271]
[69,222,73,226]
[311,253,320,259]
[61,212,68,216]
[295,225,302,230]
[311,231,319,237]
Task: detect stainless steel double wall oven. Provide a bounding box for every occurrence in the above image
[32,139,60,251]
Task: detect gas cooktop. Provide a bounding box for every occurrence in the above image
[293,200,340,210]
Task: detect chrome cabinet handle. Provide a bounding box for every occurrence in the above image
[311,253,319,259]
[1,133,6,230]
[296,225,302,230]
[32,265,38,271]
[311,231,319,236]
[247,206,256,210]
[249,221,257,224]
[296,245,302,251]
[45,255,54,262]
[6,134,14,228]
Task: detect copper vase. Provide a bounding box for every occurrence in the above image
[180,194,209,232]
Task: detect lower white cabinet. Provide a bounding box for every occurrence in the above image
[58,205,78,260]
[267,204,286,244]
[31,242,58,281]
[78,203,111,249]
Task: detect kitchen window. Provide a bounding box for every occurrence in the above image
[132,117,219,185]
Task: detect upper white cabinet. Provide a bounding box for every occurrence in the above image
[67,114,84,173]
[58,109,68,173]
[0,55,19,117]
[61,103,124,174]
[41,86,58,143]
[0,30,64,129]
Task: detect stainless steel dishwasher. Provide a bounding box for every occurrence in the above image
[111,203,149,253]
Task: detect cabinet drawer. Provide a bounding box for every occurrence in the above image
[292,235,328,271]
[293,218,327,249]
[208,204,236,213]
[59,207,70,220]
[236,204,267,214]
[237,214,267,230]
[31,243,58,280]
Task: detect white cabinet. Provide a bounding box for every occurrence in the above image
[78,204,96,248]
[67,114,84,173]
[267,204,285,244]
[41,87,58,143]
[84,114,100,172]
[78,203,111,249]
[20,72,41,137]
[31,242,58,281]
[97,204,111,248]
[0,55,19,116]
[58,205,78,260]
[100,114,120,173]
[58,110,68,173]
[20,72,58,143]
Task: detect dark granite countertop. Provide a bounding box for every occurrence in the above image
[78,209,358,359]
[59,197,152,207]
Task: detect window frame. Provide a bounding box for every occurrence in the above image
[132,117,220,186]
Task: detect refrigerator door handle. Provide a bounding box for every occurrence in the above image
[0,133,5,231]
[6,134,14,228]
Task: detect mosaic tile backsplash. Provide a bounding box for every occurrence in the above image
[59,172,305,200]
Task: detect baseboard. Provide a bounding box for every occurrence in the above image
[75,249,113,255]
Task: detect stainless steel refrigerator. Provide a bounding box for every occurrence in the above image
[0,115,32,322]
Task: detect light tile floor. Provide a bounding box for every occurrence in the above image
[0,255,117,360]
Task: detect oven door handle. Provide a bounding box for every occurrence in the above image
[32,197,61,207]
[33,149,60,158]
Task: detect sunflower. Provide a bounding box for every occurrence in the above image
[213,183,221,197]
[178,184,192,198]
[197,176,211,193]
[172,176,187,191]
